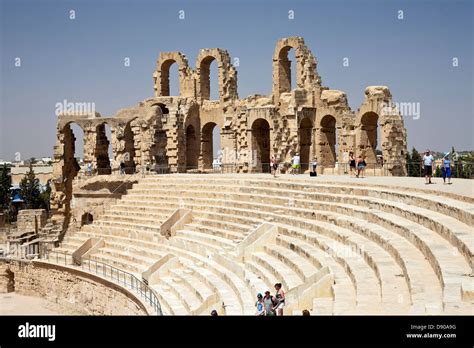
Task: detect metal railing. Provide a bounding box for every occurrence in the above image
[73,161,474,178]
[159,162,389,176]
[79,253,162,316]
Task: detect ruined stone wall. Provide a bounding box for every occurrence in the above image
[70,176,138,229]
[9,260,149,315]
[49,36,408,236]
[0,263,14,293]
[17,210,47,233]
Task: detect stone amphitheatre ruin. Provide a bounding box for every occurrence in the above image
[1,37,472,316]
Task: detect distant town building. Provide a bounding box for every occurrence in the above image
[10,165,53,186]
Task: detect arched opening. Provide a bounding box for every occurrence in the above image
[251,119,271,173]
[360,112,379,167]
[320,115,337,167]
[63,122,84,178]
[199,56,219,100]
[122,122,136,174]
[155,103,169,115]
[201,122,221,169]
[299,117,313,172]
[95,123,112,175]
[277,46,297,94]
[160,59,180,96]
[186,124,199,170]
[81,212,93,226]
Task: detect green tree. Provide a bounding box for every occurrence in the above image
[19,164,41,209]
[408,147,422,177]
[39,180,52,211]
[0,164,12,221]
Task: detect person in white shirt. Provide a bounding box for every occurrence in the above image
[422,150,435,184]
[291,153,301,175]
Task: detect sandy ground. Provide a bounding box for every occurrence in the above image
[0,292,64,315]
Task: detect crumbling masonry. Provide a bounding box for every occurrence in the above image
[50,37,407,233]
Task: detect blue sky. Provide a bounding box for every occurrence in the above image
[0,0,473,160]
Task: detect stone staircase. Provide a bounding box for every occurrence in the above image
[56,174,474,315]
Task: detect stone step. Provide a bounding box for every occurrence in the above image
[275,225,411,313]
[306,214,445,313]
[135,178,474,225]
[86,251,146,276]
[251,251,303,291]
[312,297,334,315]
[192,216,254,234]
[157,276,202,313]
[263,244,318,281]
[94,220,162,234]
[175,229,237,248]
[169,268,215,306]
[82,224,161,243]
[100,213,169,226]
[148,191,469,304]
[181,223,245,242]
[151,283,188,315]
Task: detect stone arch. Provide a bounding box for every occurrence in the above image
[251,118,271,173]
[154,52,190,97]
[201,122,220,169]
[276,46,297,95]
[80,212,93,226]
[358,112,379,167]
[154,103,169,115]
[299,117,313,172]
[272,37,319,101]
[319,115,337,167]
[195,48,238,102]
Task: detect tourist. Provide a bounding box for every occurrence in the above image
[255,293,265,316]
[361,156,367,178]
[263,290,276,316]
[120,161,126,175]
[292,153,301,175]
[210,309,218,316]
[273,283,285,316]
[442,153,452,184]
[87,161,93,176]
[349,152,356,177]
[356,155,364,178]
[311,157,318,177]
[302,309,311,316]
[270,155,278,177]
[422,150,435,184]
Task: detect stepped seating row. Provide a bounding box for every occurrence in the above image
[55,175,473,315]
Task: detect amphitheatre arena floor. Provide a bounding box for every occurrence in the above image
[0,293,64,315]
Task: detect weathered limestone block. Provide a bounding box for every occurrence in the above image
[17,210,47,233]
[365,86,391,99]
[0,263,14,293]
[321,89,348,108]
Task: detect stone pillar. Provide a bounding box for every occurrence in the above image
[0,263,14,293]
